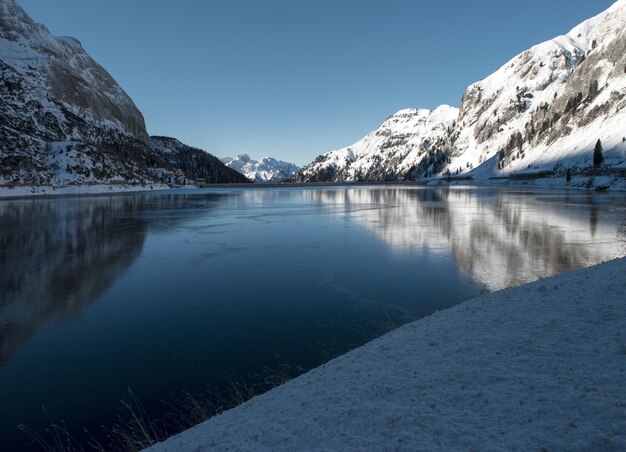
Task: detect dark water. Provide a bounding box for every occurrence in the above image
[0,186,624,449]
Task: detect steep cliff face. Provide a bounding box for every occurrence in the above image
[298,1,626,184]
[296,106,458,182]
[0,0,147,141]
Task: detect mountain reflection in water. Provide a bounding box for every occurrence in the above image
[1,187,623,371]
[0,193,227,365]
[303,187,625,291]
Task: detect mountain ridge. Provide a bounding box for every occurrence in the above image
[222,154,300,183]
[297,1,626,187]
[296,105,458,182]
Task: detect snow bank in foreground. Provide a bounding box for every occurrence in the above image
[149,258,626,451]
[0,184,171,198]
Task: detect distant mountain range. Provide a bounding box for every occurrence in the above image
[0,0,246,188]
[2,0,625,191]
[221,154,300,183]
[297,1,626,188]
[152,137,248,184]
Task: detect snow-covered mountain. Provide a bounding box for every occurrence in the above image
[442,0,626,182]
[296,106,458,182]
[298,1,626,186]
[0,0,162,187]
[0,0,147,141]
[222,154,300,183]
[0,0,240,188]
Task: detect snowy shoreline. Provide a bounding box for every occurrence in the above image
[149,258,626,451]
[0,183,172,199]
[0,179,625,200]
[430,175,626,192]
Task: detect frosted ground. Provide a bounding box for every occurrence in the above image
[0,183,170,198]
[150,258,625,451]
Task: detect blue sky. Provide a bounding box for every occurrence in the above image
[19,0,615,165]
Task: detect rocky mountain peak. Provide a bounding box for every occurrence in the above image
[0,0,39,40]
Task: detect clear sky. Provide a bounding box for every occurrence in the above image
[18,0,615,165]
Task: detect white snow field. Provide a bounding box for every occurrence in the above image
[0,183,169,198]
[149,258,626,451]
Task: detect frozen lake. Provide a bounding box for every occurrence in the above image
[0,186,624,449]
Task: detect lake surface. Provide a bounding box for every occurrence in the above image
[1,186,625,449]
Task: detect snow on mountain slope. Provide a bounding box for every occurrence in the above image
[298,1,626,186]
[443,0,626,181]
[297,105,458,182]
[222,154,300,183]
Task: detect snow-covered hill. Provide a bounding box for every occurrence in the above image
[0,0,159,187]
[222,154,300,183]
[298,1,626,187]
